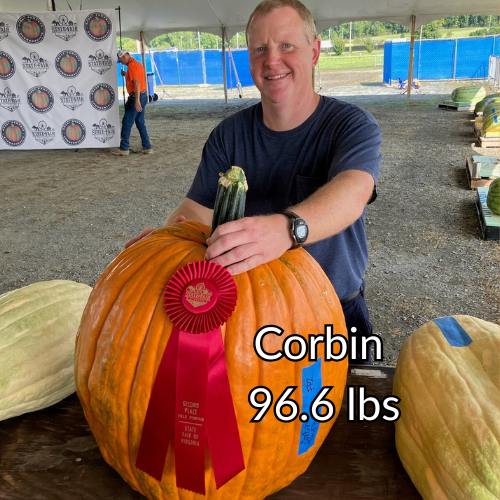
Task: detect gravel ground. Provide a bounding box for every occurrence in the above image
[1,68,498,366]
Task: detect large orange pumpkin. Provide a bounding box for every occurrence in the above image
[75,220,348,500]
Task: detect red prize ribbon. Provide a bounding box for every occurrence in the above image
[135,261,245,495]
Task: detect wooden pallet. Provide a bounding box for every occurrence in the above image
[474,116,483,135]
[438,101,474,112]
[466,156,500,189]
[476,187,499,240]
[476,134,500,148]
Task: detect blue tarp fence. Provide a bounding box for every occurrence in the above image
[383,36,500,85]
[117,49,254,89]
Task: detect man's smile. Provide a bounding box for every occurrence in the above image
[265,73,290,80]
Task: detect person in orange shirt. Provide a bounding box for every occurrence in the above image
[111,49,153,156]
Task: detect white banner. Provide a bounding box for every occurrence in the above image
[0,9,119,149]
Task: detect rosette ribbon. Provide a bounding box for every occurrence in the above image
[135,260,245,495]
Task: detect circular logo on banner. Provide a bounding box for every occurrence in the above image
[55,50,82,78]
[61,119,86,146]
[2,120,26,147]
[27,86,54,113]
[16,15,45,44]
[0,51,15,79]
[84,12,112,41]
[89,83,115,111]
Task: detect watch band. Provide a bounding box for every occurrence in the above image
[282,210,308,248]
[282,210,301,220]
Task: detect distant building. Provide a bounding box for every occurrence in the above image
[321,40,333,52]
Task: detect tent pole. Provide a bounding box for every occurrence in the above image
[407,14,416,100]
[140,31,148,93]
[222,27,228,103]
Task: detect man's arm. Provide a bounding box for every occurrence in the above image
[133,78,142,112]
[205,169,374,275]
[164,198,213,226]
[124,199,212,249]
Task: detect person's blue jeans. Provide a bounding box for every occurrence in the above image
[341,281,375,365]
[119,91,151,151]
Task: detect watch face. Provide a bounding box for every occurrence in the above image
[295,221,308,242]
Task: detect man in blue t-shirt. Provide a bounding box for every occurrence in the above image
[130,0,382,363]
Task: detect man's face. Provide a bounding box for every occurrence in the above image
[118,54,129,65]
[247,7,320,106]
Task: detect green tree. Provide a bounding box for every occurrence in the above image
[368,22,386,36]
[117,37,137,52]
[363,37,375,53]
[199,32,218,49]
[332,36,345,56]
[227,32,247,49]
[383,22,409,34]
[149,31,246,51]
[150,34,174,49]
[421,21,442,39]
[457,15,470,28]
[442,17,458,29]
[469,27,500,36]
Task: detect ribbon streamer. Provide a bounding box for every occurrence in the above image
[136,261,244,494]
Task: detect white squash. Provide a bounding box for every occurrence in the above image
[393,315,499,500]
[0,280,92,421]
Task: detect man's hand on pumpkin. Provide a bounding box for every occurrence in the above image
[124,216,187,249]
[205,214,294,275]
[124,227,156,249]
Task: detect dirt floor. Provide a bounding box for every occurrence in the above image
[1,68,499,366]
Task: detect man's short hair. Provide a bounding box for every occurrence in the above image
[246,0,317,44]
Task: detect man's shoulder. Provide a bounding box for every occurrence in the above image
[321,96,377,123]
[320,95,378,126]
[221,102,259,125]
[128,57,143,72]
[212,102,260,136]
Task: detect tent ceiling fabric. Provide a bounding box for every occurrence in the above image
[0,0,498,40]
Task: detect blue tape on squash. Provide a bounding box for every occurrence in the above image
[298,357,322,456]
[433,317,473,347]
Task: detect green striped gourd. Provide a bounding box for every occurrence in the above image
[487,178,500,215]
[450,85,486,105]
[483,99,500,119]
[482,112,500,135]
[0,280,92,421]
[475,94,500,114]
[393,316,499,500]
[211,166,248,233]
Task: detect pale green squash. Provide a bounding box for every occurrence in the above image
[393,315,499,500]
[0,280,92,421]
[450,86,486,105]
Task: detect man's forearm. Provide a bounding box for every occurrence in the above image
[288,170,375,245]
[164,198,213,226]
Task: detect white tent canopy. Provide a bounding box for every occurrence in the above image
[0,0,498,41]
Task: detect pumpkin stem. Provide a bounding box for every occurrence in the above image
[211,166,248,234]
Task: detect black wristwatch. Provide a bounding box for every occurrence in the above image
[282,210,309,248]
